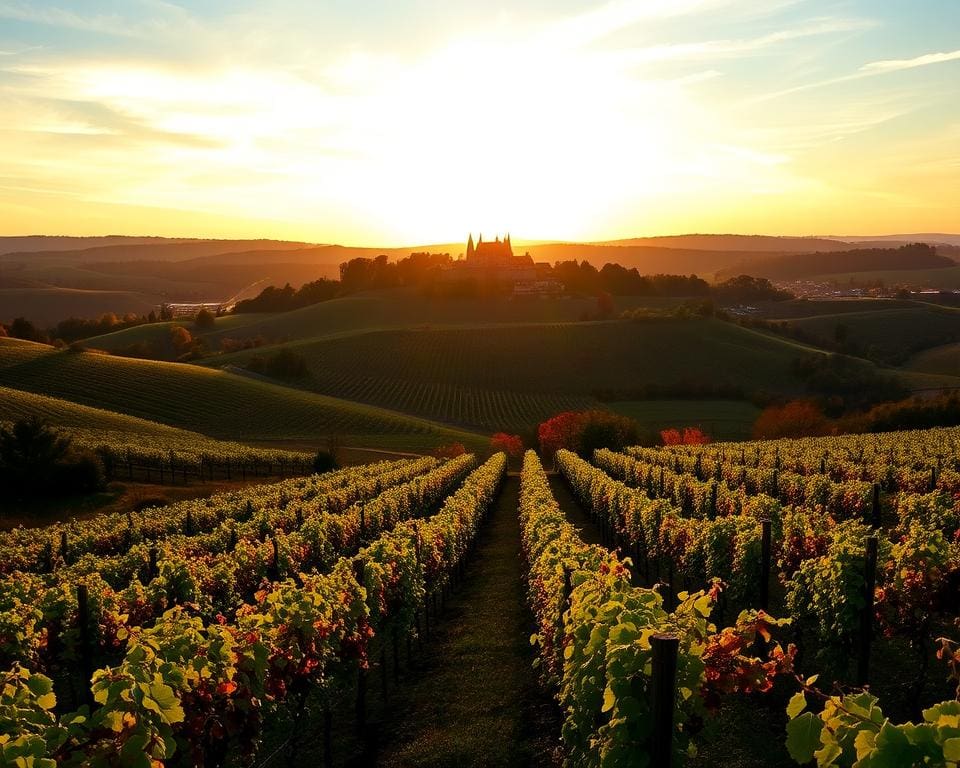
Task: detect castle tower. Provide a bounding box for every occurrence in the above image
[466,233,475,260]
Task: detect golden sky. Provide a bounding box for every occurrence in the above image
[1,0,959,244]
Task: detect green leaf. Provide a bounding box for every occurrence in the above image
[786,712,823,764]
[870,722,918,768]
[786,692,807,719]
[943,738,960,762]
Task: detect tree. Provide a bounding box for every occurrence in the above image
[9,317,40,342]
[195,308,216,330]
[312,449,338,474]
[539,410,640,459]
[0,323,6,337]
[169,326,194,354]
[0,418,104,499]
[490,432,524,458]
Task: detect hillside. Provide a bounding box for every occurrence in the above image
[905,343,960,377]
[715,244,956,281]
[0,287,158,325]
[784,304,960,365]
[85,289,683,353]
[208,319,818,431]
[0,338,484,451]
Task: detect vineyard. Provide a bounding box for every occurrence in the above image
[0,338,485,451]
[2,425,959,766]
[210,321,812,431]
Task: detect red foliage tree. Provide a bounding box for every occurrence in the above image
[538,412,585,459]
[490,432,524,458]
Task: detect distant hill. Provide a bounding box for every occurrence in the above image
[716,243,957,281]
[588,234,856,252]
[0,239,317,263]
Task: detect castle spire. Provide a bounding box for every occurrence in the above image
[466,233,475,260]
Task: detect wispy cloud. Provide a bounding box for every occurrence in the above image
[751,47,960,102]
[614,16,874,66]
[861,49,960,74]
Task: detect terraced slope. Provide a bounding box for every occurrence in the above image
[0,339,483,451]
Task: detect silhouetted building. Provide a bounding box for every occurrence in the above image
[444,233,537,285]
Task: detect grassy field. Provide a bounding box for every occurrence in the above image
[207,318,811,432]
[606,399,761,441]
[0,339,485,451]
[905,342,960,377]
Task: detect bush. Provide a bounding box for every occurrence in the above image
[434,443,466,459]
[51,450,106,495]
[490,432,524,458]
[752,400,830,439]
[312,449,338,474]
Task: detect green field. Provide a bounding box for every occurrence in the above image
[606,399,761,441]
[0,339,485,451]
[208,318,813,431]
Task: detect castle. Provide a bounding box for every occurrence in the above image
[443,233,538,285]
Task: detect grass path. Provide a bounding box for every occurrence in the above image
[371,474,559,767]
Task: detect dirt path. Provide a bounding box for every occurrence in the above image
[371,474,559,767]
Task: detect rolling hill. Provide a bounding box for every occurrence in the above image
[0,338,484,451]
[784,304,960,365]
[84,289,684,354]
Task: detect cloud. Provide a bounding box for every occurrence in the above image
[613,16,874,66]
[751,47,960,102]
[0,0,193,39]
[860,49,960,74]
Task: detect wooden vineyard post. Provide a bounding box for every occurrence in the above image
[149,547,159,579]
[323,707,333,768]
[871,484,881,528]
[857,536,878,686]
[59,531,68,563]
[650,633,679,768]
[359,503,366,540]
[77,584,93,704]
[759,519,772,611]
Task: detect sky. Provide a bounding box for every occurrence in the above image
[0,0,958,245]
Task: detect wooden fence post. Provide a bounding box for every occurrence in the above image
[760,519,772,611]
[650,633,680,768]
[871,484,881,528]
[857,536,878,686]
[77,584,93,704]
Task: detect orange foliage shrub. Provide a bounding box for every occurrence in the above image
[752,400,830,439]
[660,427,711,446]
[433,442,466,459]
